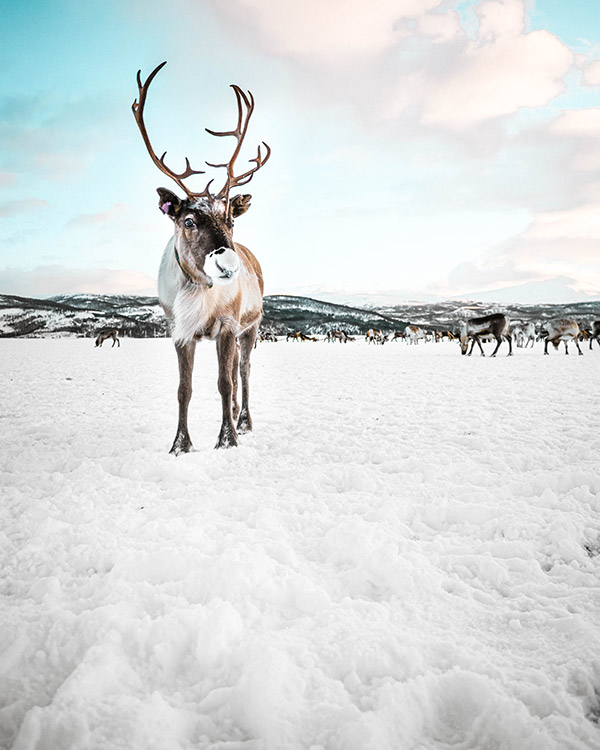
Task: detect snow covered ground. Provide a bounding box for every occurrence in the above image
[1,338,599,750]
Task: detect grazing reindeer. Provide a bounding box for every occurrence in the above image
[543,319,583,355]
[132,62,271,452]
[327,330,348,343]
[95,328,120,348]
[459,313,513,357]
[366,328,384,344]
[589,321,600,350]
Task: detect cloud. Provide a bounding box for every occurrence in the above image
[0,265,157,297]
[210,0,451,65]
[0,198,49,217]
[582,59,600,86]
[420,1,573,127]
[0,172,16,187]
[439,184,600,297]
[67,203,129,227]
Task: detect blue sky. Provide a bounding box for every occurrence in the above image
[1,0,600,301]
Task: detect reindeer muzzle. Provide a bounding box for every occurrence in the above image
[204,247,241,286]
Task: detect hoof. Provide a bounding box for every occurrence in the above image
[170,434,193,455]
[237,410,253,434]
[215,425,238,449]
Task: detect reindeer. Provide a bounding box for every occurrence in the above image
[589,321,600,350]
[327,330,348,343]
[405,325,425,345]
[458,313,513,357]
[365,328,384,344]
[95,328,120,348]
[512,324,524,348]
[521,321,536,348]
[543,319,583,355]
[132,62,271,452]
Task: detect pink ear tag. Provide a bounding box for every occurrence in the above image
[160,202,172,214]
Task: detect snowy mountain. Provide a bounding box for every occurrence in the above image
[0,292,598,338]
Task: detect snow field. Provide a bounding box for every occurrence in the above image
[1,338,599,750]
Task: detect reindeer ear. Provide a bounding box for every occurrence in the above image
[230,193,252,218]
[156,188,182,218]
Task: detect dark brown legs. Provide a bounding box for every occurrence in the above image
[490,333,512,357]
[237,324,259,434]
[170,324,259,453]
[468,337,486,356]
[170,341,196,455]
[544,336,583,355]
[216,330,238,449]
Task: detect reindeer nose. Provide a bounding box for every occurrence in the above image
[213,247,226,255]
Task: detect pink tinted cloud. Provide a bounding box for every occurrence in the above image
[421,1,572,127]
[0,265,157,297]
[67,203,129,227]
[0,198,49,217]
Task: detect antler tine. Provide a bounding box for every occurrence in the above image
[202,84,269,206]
[132,62,213,198]
[227,142,272,188]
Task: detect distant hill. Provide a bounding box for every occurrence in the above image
[0,292,598,338]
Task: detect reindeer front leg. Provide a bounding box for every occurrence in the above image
[216,329,238,449]
[490,334,502,357]
[171,341,196,455]
[237,323,259,433]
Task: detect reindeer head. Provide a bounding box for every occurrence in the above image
[156,189,252,287]
[132,62,270,287]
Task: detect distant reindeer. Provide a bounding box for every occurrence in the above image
[405,325,425,345]
[543,319,583,355]
[366,328,384,344]
[589,321,600,350]
[326,329,348,343]
[459,313,513,357]
[95,328,120,348]
[512,324,524,347]
[132,62,271,452]
[522,321,536,348]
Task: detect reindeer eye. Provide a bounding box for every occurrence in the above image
[184,218,195,228]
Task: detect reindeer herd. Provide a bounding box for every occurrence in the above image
[257,315,600,357]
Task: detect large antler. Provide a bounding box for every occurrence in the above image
[132,61,213,199]
[205,85,271,213]
[132,63,271,209]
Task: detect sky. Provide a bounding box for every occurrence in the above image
[1,0,600,302]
